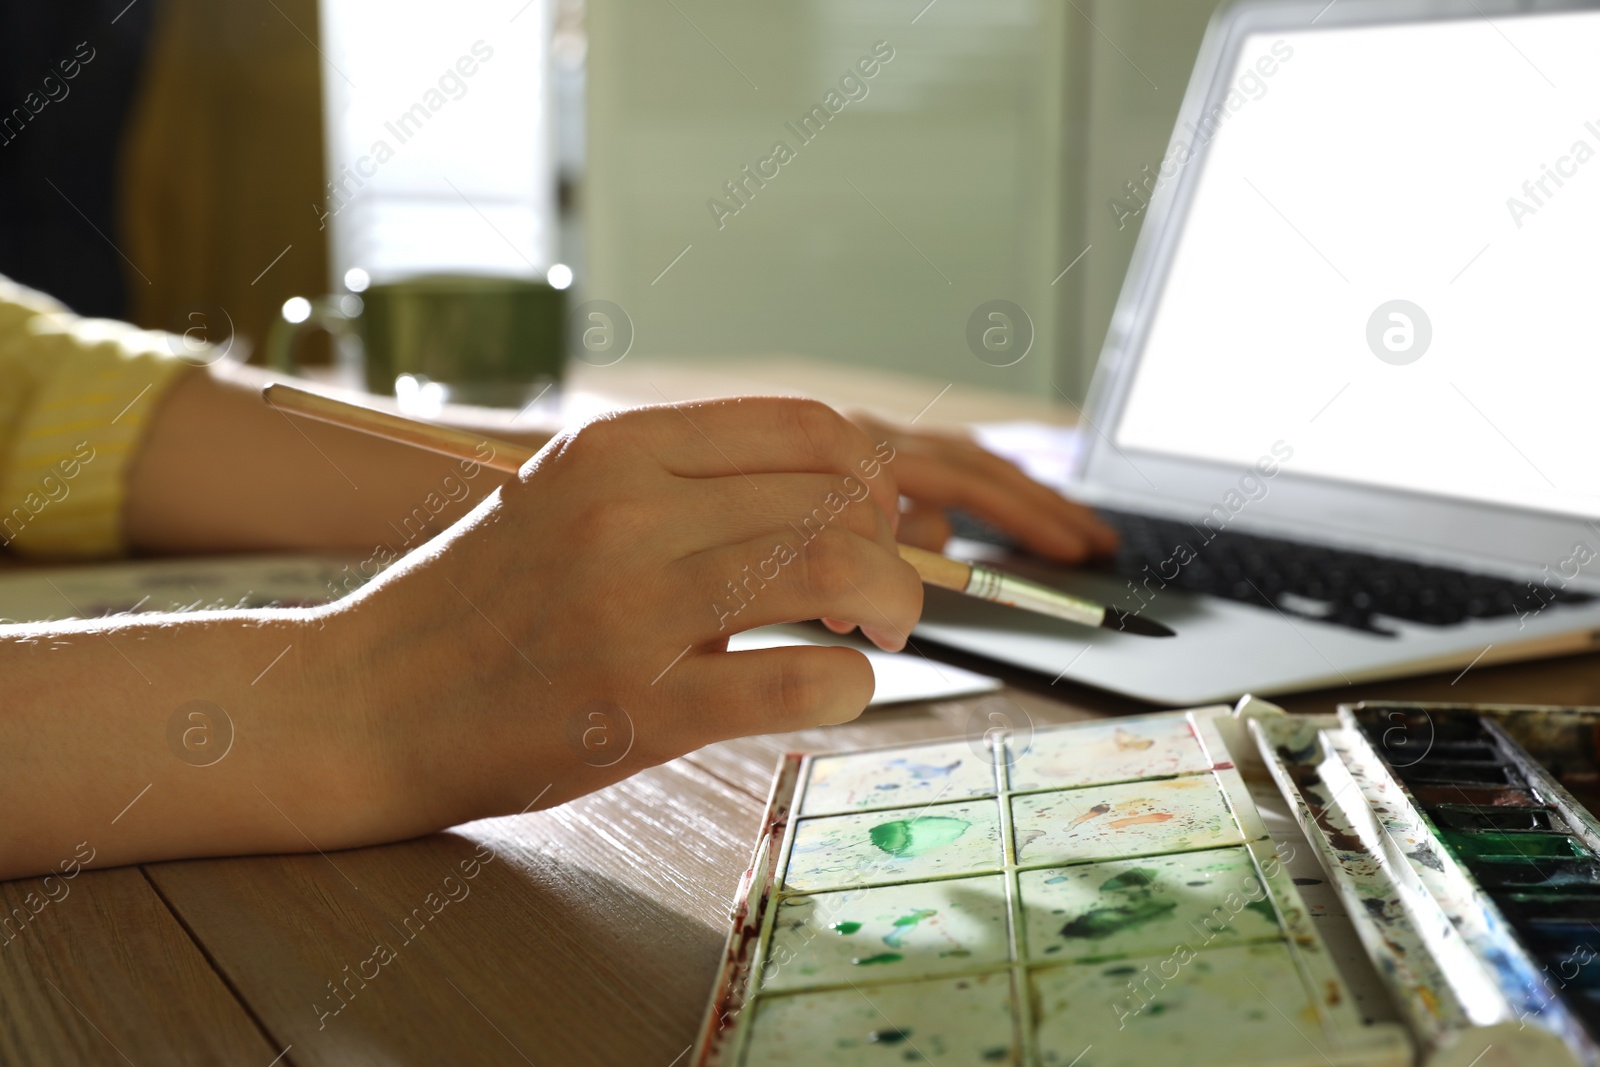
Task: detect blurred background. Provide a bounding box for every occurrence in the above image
[0,0,1226,404]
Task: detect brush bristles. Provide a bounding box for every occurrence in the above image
[1101,608,1177,638]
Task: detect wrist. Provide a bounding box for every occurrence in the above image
[327,564,527,837]
[255,603,414,848]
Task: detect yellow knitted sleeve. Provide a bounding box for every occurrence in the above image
[0,275,194,558]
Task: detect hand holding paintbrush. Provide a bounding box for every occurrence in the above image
[0,384,1153,884]
[263,384,1171,638]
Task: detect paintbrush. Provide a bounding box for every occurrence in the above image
[261,383,1175,638]
[897,543,1173,637]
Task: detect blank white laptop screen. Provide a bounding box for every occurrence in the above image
[1113,13,1600,520]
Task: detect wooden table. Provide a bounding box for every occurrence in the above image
[7,360,1600,1066]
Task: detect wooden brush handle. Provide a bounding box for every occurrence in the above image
[897,544,973,593]
[263,383,533,474]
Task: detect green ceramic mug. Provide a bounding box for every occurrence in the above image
[268,274,567,409]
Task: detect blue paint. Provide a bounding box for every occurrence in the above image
[888,758,962,780]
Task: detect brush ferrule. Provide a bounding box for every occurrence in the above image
[965,563,1004,601]
[968,565,1105,628]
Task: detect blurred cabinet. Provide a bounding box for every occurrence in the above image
[585,0,1218,402]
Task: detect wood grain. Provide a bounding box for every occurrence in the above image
[0,865,280,1066]
[142,758,762,1067]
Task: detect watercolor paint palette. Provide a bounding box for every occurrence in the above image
[1256,701,1600,1067]
[693,706,1410,1067]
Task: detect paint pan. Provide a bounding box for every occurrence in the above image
[1409,783,1539,807]
[1258,700,1600,1067]
[1429,806,1562,832]
[1438,832,1589,861]
[1402,760,1520,786]
[693,707,1408,1067]
[1469,856,1600,891]
[1496,894,1600,922]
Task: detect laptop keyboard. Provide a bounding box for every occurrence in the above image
[946,509,1593,636]
[1099,509,1593,635]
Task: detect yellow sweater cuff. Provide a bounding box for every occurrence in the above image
[1,306,194,559]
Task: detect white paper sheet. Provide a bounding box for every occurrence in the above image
[727,624,1001,707]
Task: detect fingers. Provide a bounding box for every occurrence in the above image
[628,398,902,528]
[820,503,948,637]
[892,441,1119,562]
[671,474,897,555]
[677,526,923,651]
[675,644,873,738]
[896,503,954,553]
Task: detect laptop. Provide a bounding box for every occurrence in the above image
[916,0,1600,705]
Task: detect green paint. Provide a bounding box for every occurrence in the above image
[883,909,937,947]
[851,952,904,966]
[1244,899,1277,925]
[868,816,970,857]
[1054,864,1182,940]
[1061,898,1177,940]
[830,921,862,935]
[1441,831,1586,861]
[1100,868,1158,892]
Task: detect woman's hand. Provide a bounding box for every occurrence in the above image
[0,395,1116,879]
[352,397,925,832]
[845,412,1118,562]
[0,396,926,879]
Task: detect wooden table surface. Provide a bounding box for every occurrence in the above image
[7,360,1600,1066]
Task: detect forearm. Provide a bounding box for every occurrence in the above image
[123,361,555,555]
[0,603,392,880]
[0,396,942,881]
